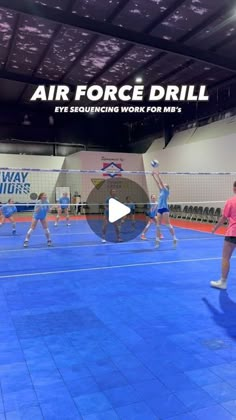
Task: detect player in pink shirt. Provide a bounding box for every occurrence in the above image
[211,181,236,289]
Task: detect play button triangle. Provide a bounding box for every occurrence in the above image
[108,198,131,223]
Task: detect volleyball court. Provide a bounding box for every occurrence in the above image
[0,165,231,280]
[2,166,236,419]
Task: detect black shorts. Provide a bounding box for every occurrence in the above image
[225,236,236,245]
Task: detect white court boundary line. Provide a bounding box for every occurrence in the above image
[0,230,225,239]
[0,256,235,279]
[0,236,222,254]
[172,223,225,236]
[0,221,224,238]
[0,231,94,239]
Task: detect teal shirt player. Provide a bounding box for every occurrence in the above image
[158,188,169,210]
[33,200,50,220]
[59,197,70,209]
[148,202,158,218]
[128,202,135,214]
[2,204,17,218]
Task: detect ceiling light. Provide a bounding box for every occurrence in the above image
[22,114,31,126]
[135,76,143,83]
[49,115,54,126]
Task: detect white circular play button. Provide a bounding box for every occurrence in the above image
[85,178,149,242]
[108,198,131,223]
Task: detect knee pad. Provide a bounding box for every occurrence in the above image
[166,224,173,229]
[45,228,50,234]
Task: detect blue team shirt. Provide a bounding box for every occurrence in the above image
[158,188,169,210]
[148,202,158,218]
[59,197,70,209]
[126,202,135,210]
[33,200,50,220]
[126,202,135,214]
[2,204,17,218]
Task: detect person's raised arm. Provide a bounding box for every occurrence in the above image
[152,170,165,190]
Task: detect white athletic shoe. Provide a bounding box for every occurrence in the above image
[210,280,227,290]
[54,222,58,227]
[141,234,147,240]
[47,240,52,247]
[173,238,178,248]
[23,240,28,248]
[101,238,106,243]
[67,223,71,226]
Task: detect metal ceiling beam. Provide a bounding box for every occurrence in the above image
[106,0,131,22]
[89,0,186,85]
[35,0,77,68]
[144,0,186,33]
[58,35,100,83]
[210,33,236,53]
[179,3,234,43]
[0,69,60,85]
[1,0,236,73]
[87,44,132,85]
[17,24,63,102]
[17,0,77,102]
[138,3,236,94]
[137,60,194,100]
[3,14,21,71]
[142,2,234,88]
[152,59,194,85]
[60,0,132,83]
[118,3,236,86]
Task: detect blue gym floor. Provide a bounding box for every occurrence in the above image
[0,221,236,420]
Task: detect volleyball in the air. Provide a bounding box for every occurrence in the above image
[151,159,159,168]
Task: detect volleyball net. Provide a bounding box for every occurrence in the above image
[0,166,234,237]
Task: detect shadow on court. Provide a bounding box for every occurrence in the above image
[203,291,236,340]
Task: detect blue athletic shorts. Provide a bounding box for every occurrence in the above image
[157,208,169,215]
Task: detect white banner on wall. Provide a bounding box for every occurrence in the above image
[0,170,31,195]
[56,187,70,201]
